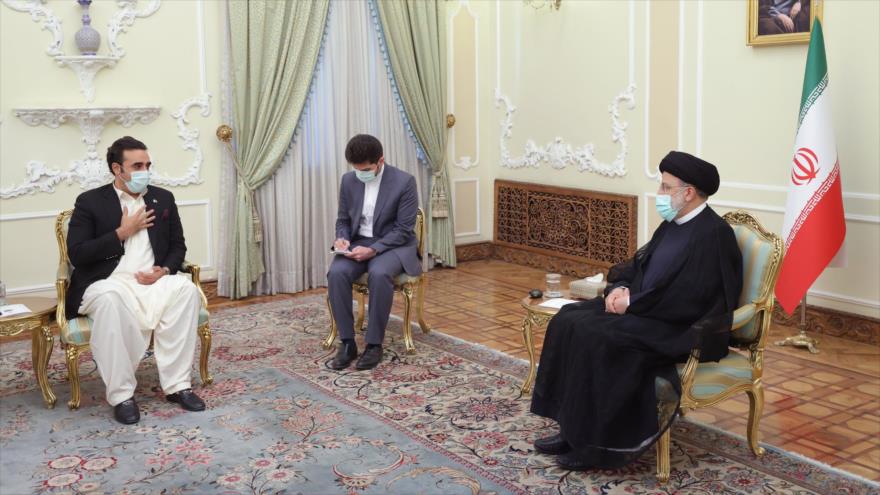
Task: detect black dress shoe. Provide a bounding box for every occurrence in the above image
[166,388,206,411]
[534,433,571,455]
[355,345,383,370]
[114,398,140,425]
[330,340,358,370]
[556,453,592,471]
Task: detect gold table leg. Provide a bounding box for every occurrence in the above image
[31,322,57,409]
[520,316,537,395]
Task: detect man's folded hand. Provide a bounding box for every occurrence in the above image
[347,246,376,262]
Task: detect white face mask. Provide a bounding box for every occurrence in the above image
[355,168,378,183]
[654,188,686,222]
[124,171,150,193]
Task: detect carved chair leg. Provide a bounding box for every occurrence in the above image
[66,345,83,410]
[416,276,430,334]
[746,382,766,457]
[401,284,416,354]
[355,289,367,333]
[656,427,671,483]
[322,293,337,350]
[198,323,213,385]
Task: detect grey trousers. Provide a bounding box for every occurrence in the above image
[327,248,404,345]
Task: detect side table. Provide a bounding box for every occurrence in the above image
[0,296,58,408]
[519,291,570,395]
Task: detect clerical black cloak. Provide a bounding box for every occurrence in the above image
[530,206,742,468]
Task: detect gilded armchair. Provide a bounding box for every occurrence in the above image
[322,208,430,354]
[655,210,785,482]
[54,209,213,410]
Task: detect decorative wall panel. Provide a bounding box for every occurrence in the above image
[494,180,637,268]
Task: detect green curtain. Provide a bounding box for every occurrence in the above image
[375,0,457,267]
[226,0,330,298]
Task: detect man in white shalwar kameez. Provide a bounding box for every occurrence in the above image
[66,136,206,424]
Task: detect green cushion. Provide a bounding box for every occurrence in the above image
[731,224,774,343]
[64,308,208,346]
[354,273,422,286]
[675,351,753,400]
[63,316,92,345]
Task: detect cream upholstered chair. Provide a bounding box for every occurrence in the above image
[655,210,784,482]
[54,209,213,410]
[322,208,430,354]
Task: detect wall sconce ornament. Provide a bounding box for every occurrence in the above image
[1,0,162,102]
[524,0,561,11]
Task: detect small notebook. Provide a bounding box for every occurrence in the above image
[0,304,32,317]
[538,298,578,309]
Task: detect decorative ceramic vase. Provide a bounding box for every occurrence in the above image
[74,0,101,56]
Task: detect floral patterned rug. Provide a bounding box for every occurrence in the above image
[1,297,876,494]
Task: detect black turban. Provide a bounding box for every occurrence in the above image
[658,151,720,196]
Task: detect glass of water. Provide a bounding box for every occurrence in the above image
[545,273,562,298]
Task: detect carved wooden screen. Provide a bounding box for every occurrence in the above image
[494,180,638,268]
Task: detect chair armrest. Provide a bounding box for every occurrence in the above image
[731,303,757,331]
[677,348,702,407]
[179,261,208,309]
[55,263,69,331]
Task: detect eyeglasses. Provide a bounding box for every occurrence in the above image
[658,183,691,194]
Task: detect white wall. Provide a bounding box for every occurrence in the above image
[0,0,225,295]
[446,0,880,318]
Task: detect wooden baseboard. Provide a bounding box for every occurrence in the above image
[455,242,879,345]
[455,242,494,262]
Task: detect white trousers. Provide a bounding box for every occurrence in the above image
[79,274,201,406]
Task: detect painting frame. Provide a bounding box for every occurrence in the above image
[748,0,824,46]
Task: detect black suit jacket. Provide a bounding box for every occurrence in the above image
[65,184,187,320]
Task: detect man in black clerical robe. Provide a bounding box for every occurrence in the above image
[530,151,743,471]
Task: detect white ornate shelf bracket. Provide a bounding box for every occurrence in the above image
[150,94,211,187]
[494,84,636,177]
[54,56,120,102]
[108,0,161,58]
[1,0,64,56]
[2,107,161,198]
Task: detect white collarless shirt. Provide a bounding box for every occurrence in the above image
[358,165,385,238]
[111,185,155,276]
[674,201,708,225]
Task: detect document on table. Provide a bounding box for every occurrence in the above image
[538,298,578,309]
[0,304,32,317]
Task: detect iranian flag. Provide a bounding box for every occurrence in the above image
[775,19,846,315]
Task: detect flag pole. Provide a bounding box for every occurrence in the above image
[774,294,820,353]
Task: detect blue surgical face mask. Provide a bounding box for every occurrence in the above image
[124,171,151,194]
[355,168,378,183]
[655,194,681,222]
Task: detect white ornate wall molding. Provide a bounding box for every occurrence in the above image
[107,0,162,59]
[1,107,161,198]
[1,0,162,102]
[495,85,636,176]
[494,0,637,176]
[53,56,119,102]
[448,0,480,171]
[1,0,63,56]
[150,93,211,187]
[452,178,481,237]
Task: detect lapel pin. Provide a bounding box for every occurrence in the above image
[152,199,158,203]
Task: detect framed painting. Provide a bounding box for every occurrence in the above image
[748,0,824,46]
